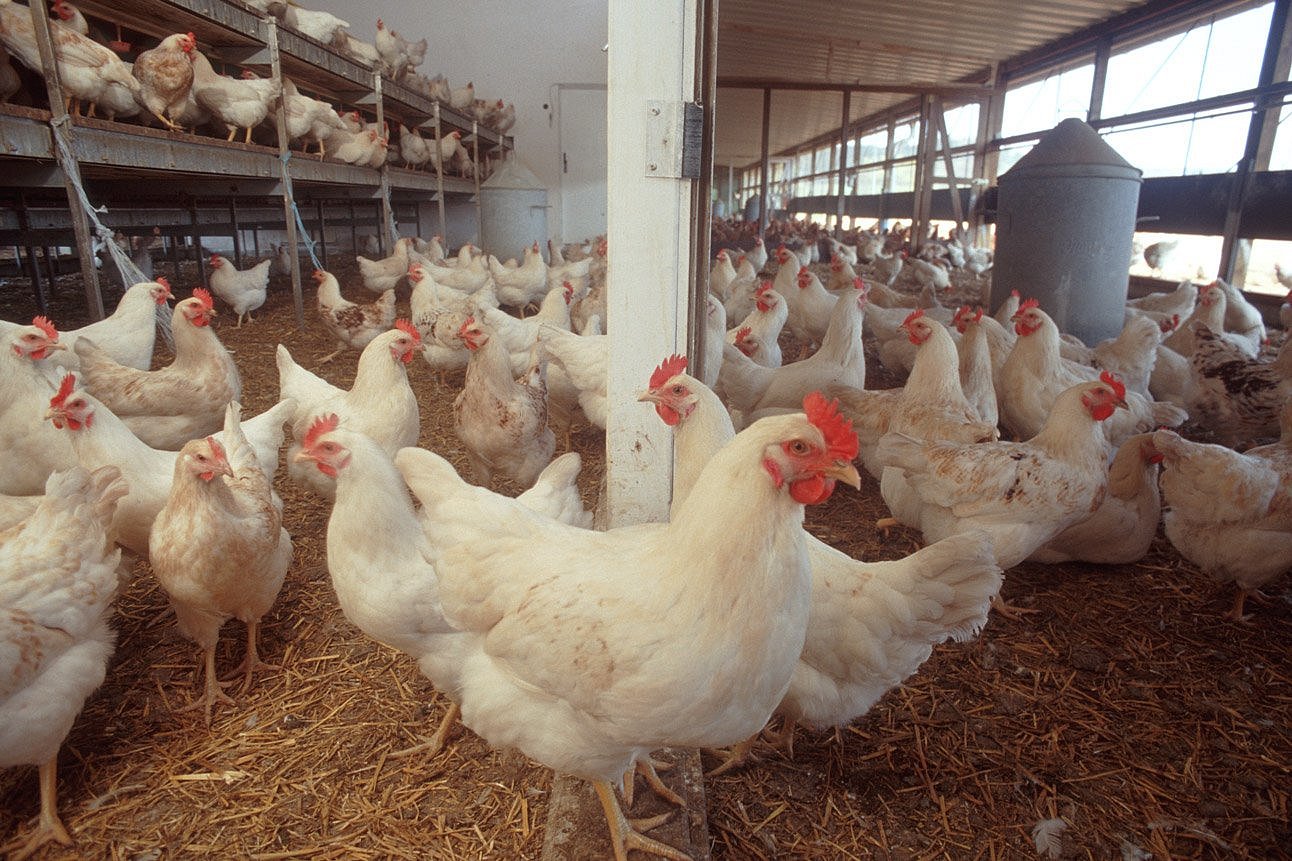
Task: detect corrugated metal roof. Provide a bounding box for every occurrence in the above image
[715,0,1154,167]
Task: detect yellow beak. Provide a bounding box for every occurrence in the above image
[824,459,861,490]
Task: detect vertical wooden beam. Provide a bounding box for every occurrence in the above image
[758,87,771,236]
[267,18,304,326]
[687,0,717,380]
[880,118,896,227]
[604,0,697,526]
[472,120,482,243]
[373,73,397,247]
[911,94,936,249]
[316,197,328,267]
[16,193,47,313]
[229,197,243,268]
[27,0,103,319]
[432,101,448,242]
[933,98,964,227]
[834,90,851,238]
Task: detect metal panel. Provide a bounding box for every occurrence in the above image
[715,0,1156,166]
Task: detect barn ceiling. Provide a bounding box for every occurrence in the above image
[714,0,1157,167]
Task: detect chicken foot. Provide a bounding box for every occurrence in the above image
[388,700,459,759]
[989,593,1040,621]
[592,779,690,861]
[622,756,683,809]
[178,644,236,725]
[221,619,278,691]
[704,735,758,777]
[151,110,184,132]
[3,757,73,861]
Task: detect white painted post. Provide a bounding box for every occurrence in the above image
[604,0,697,527]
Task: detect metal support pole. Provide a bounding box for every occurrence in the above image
[834,90,851,238]
[27,0,104,319]
[758,87,771,237]
[348,199,358,251]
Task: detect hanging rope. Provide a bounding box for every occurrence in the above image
[278,150,325,272]
[49,114,173,347]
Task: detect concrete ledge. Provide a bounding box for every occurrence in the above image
[541,748,710,860]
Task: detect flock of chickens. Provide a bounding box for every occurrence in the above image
[1,212,1290,859]
[0,0,513,176]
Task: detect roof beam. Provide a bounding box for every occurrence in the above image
[717,77,993,95]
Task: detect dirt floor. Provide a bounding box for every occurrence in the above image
[1,251,1289,860]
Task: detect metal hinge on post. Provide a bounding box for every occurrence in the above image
[645,101,703,179]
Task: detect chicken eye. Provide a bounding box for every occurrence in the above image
[789,440,810,456]
[671,385,684,395]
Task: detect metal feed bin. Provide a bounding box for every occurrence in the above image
[479,155,549,263]
[991,118,1142,345]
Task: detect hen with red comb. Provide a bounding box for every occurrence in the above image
[72,289,242,450]
[390,398,861,861]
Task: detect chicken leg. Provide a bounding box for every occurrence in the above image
[622,756,683,809]
[5,758,73,861]
[152,110,182,132]
[592,779,689,861]
[179,643,235,725]
[388,700,459,759]
[222,619,278,691]
[704,734,757,777]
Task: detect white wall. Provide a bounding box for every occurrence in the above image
[308,0,608,243]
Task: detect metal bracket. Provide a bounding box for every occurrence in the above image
[645,100,703,179]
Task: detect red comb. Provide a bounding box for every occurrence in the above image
[902,308,925,328]
[649,354,687,389]
[193,287,214,310]
[755,281,772,297]
[303,413,339,450]
[973,306,985,322]
[562,281,574,302]
[852,277,866,292]
[32,316,57,340]
[394,318,421,346]
[50,373,76,410]
[953,305,971,323]
[803,392,858,462]
[735,326,752,342]
[1019,297,1039,311]
[1099,370,1126,401]
[156,276,172,291]
[1010,289,1020,298]
[457,315,476,338]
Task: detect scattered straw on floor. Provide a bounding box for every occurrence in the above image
[1,255,1288,859]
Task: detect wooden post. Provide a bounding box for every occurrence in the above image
[757,87,771,236]
[835,90,851,237]
[373,73,397,247]
[604,0,696,526]
[229,197,243,268]
[27,0,104,319]
[266,18,305,326]
[432,101,448,242]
